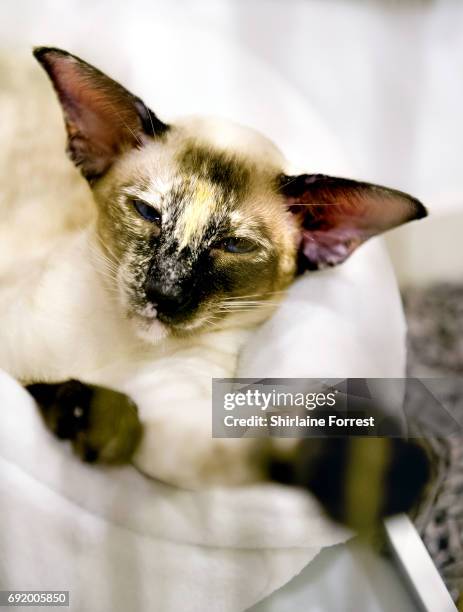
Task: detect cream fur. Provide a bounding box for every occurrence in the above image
[0,52,288,488]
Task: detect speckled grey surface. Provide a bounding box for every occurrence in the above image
[403,283,463,602]
[405,284,463,378]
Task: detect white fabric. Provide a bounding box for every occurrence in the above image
[0,370,348,612]
[2,1,459,610]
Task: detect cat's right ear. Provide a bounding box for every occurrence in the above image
[33,47,169,182]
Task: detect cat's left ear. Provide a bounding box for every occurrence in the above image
[280,174,427,271]
[33,47,169,181]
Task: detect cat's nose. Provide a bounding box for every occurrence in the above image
[144,279,193,319]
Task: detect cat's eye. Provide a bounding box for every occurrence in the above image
[212,237,257,254]
[132,199,162,226]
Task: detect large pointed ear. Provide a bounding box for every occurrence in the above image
[280,174,427,271]
[33,47,169,181]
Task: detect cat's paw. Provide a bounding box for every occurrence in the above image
[27,380,142,464]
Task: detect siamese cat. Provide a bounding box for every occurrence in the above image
[0,47,429,527]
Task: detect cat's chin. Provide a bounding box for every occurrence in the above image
[131,314,169,344]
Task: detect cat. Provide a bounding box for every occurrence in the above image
[0,47,429,527]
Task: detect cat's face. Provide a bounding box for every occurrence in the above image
[93,120,298,339]
[35,47,427,342]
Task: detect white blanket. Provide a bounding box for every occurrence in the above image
[0,370,350,611]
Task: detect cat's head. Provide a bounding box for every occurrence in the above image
[34,47,427,341]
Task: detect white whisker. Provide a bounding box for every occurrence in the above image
[222,290,287,301]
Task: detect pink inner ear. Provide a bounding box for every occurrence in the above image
[52,59,141,151]
[36,50,146,179]
[35,47,170,180]
[301,227,364,269]
[289,199,373,268]
[282,174,426,270]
